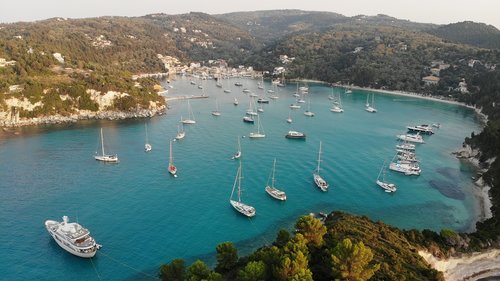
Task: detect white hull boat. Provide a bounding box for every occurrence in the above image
[45,216,101,258]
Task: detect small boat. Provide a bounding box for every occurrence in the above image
[265,158,287,201]
[407,124,434,135]
[313,141,329,191]
[233,98,239,106]
[376,161,397,193]
[175,124,185,140]
[304,99,315,117]
[197,85,203,89]
[181,100,196,124]
[397,133,425,144]
[330,91,344,113]
[211,99,221,116]
[94,128,118,162]
[243,88,251,93]
[285,130,306,139]
[432,123,441,128]
[365,93,377,113]
[286,110,292,123]
[45,216,101,258]
[190,80,196,85]
[243,116,254,123]
[389,157,421,176]
[235,81,243,86]
[395,142,416,151]
[257,98,270,104]
[224,89,231,93]
[144,123,152,152]
[249,114,265,138]
[215,77,223,88]
[232,137,241,160]
[289,104,301,109]
[168,140,177,177]
[230,160,256,217]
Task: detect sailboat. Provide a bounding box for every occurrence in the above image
[365,94,377,113]
[232,137,241,160]
[330,92,344,113]
[230,160,256,217]
[216,76,223,88]
[168,140,177,177]
[223,78,231,93]
[376,161,397,192]
[249,114,265,138]
[94,128,118,162]
[313,141,328,191]
[212,99,221,116]
[304,98,315,117]
[286,110,292,123]
[265,158,287,200]
[144,123,152,152]
[181,100,196,124]
[246,98,258,116]
[258,76,264,90]
[175,124,185,140]
[293,82,300,97]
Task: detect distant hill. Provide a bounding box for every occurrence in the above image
[427,21,500,49]
[217,11,437,42]
[216,10,346,41]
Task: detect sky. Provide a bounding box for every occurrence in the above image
[2,0,499,29]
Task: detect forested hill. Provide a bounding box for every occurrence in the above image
[217,10,436,42]
[426,21,500,49]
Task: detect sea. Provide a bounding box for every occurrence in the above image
[0,76,483,280]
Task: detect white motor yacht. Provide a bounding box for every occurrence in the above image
[45,216,101,258]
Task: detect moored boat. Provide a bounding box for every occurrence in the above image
[45,216,101,258]
[285,130,306,139]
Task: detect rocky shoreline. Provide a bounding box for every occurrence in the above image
[0,107,166,128]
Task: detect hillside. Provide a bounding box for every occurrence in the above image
[427,21,500,49]
[0,13,258,124]
[245,24,499,96]
[159,212,444,281]
[216,10,346,41]
[217,11,436,42]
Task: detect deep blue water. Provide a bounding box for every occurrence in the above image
[0,76,482,280]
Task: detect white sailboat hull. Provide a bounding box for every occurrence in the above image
[94,155,118,162]
[313,173,328,191]
[265,186,287,201]
[376,180,397,192]
[230,200,256,217]
[249,133,265,138]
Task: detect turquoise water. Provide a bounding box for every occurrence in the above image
[0,77,482,280]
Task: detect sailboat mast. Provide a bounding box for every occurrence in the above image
[271,158,276,187]
[238,160,242,202]
[169,140,173,165]
[100,128,105,156]
[316,141,322,174]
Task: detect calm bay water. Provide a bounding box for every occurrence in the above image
[0,76,482,280]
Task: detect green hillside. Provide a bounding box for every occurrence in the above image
[427,21,500,49]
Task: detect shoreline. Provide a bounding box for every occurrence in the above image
[345,85,489,124]
[0,107,166,128]
[419,249,500,281]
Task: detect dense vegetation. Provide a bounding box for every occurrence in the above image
[427,21,500,49]
[159,213,445,281]
[246,24,499,97]
[464,70,500,243]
